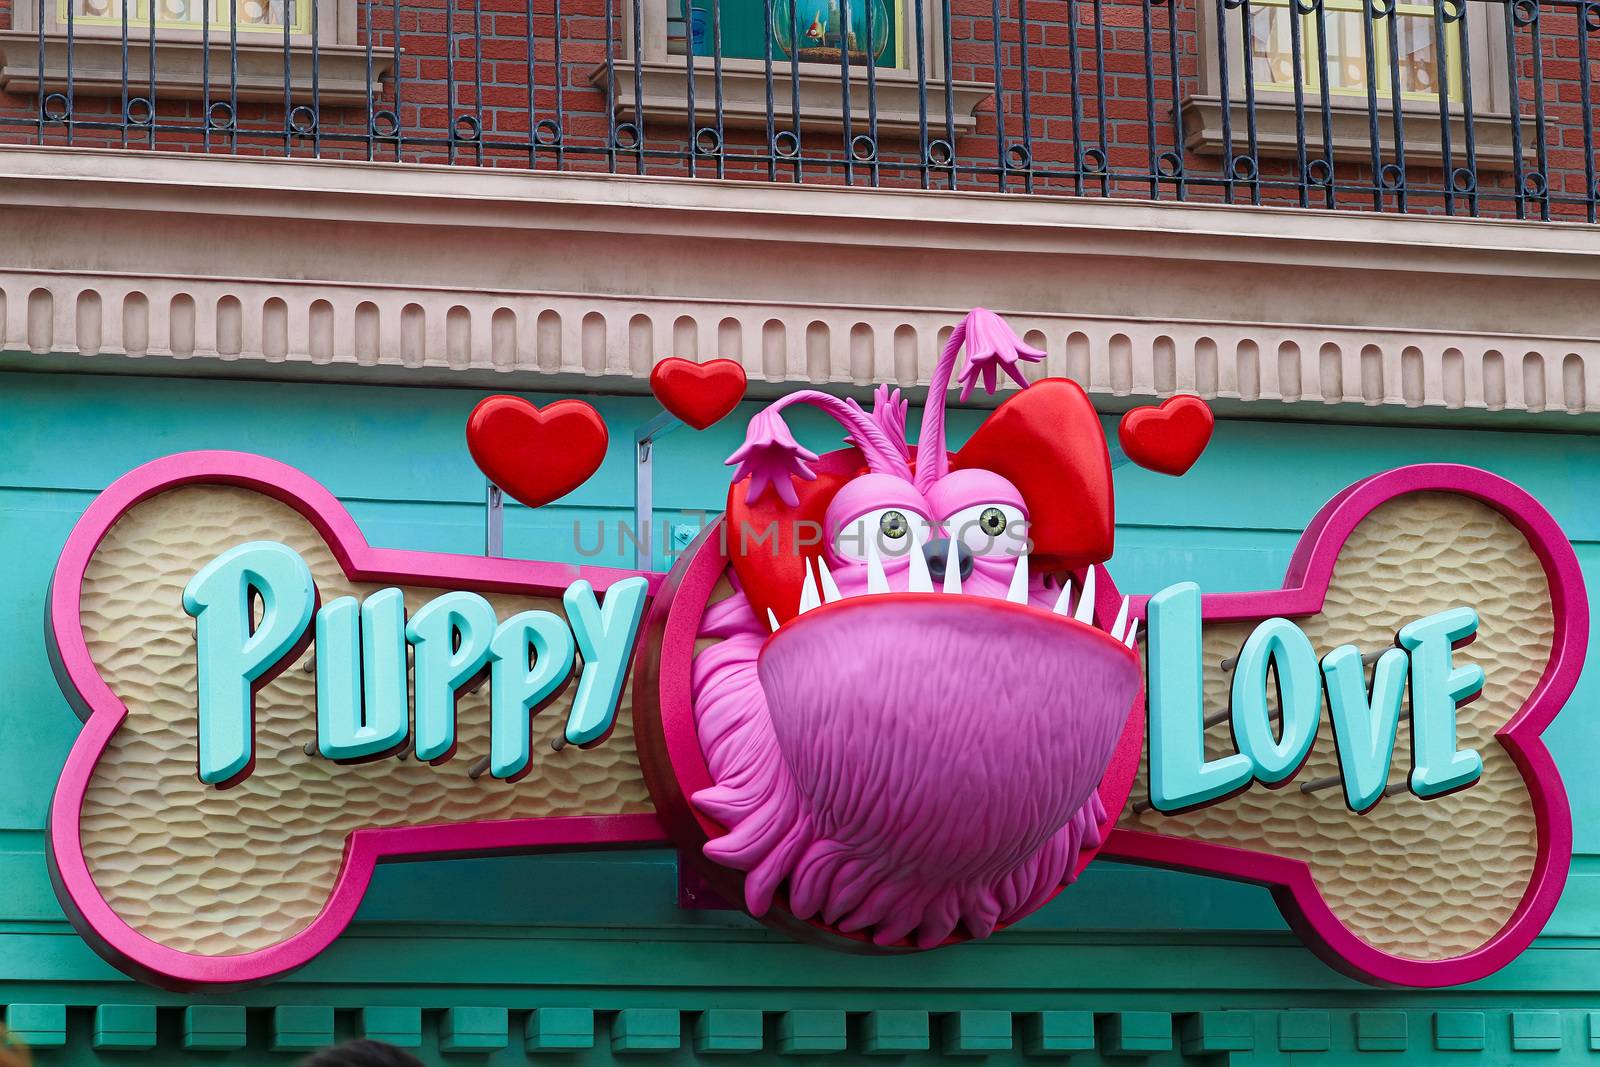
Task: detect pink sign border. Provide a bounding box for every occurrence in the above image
[45,455,1584,990]
[1102,462,1584,988]
[45,450,669,990]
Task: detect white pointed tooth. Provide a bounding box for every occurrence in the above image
[1051,578,1073,616]
[1005,552,1030,604]
[1109,595,1130,641]
[798,561,821,615]
[1124,618,1140,649]
[1074,565,1098,624]
[906,538,934,593]
[816,556,844,603]
[766,608,781,633]
[942,539,963,594]
[865,537,890,595]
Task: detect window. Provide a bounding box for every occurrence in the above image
[592,0,992,139]
[1184,0,1522,169]
[1,0,380,106]
[1249,0,1463,101]
[666,0,907,69]
[64,0,309,34]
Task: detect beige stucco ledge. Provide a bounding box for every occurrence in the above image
[0,34,387,106]
[1,144,1598,422]
[588,58,992,139]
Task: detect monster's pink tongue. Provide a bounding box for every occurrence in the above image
[757,596,1139,881]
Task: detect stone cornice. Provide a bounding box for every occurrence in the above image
[1,144,1597,421]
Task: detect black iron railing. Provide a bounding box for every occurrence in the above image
[1,0,1596,221]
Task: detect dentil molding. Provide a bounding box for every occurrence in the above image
[1,145,1597,421]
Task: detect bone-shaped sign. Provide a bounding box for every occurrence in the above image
[1104,464,1585,987]
[46,452,669,990]
[46,452,1581,990]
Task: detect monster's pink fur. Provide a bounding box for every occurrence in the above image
[690,580,1120,949]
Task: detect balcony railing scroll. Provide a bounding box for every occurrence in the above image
[0,0,1595,221]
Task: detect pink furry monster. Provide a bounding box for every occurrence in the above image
[688,310,1141,949]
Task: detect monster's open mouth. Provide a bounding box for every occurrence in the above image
[688,311,1142,949]
[770,547,1141,648]
[690,557,1143,950]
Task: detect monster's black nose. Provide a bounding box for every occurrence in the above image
[923,538,974,582]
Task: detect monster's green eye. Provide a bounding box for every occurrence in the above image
[834,506,932,562]
[945,502,1029,560]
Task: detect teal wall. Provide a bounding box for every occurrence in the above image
[3,369,1600,1064]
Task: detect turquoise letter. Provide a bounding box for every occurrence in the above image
[562,577,649,747]
[316,588,410,761]
[1399,606,1485,798]
[406,591,497,763]
[1322,644,1409,812]
[1231,617,1321,784]
[182,541,315,785]
[488,611,576,781]
[1147,582,1253,811]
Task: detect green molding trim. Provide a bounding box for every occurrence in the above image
[5,1004,66,1048]
[271,1005,335,1052]
[691,1011,758,1049]
[862,1010,930,1055]
[439,1006,509,1053]
[1434,1012,1487,1052]
[777,1009,846,1054]
[1510,1011,1563,1052]
[92,1004,156,1051]
[1356,1010,1409,1052]
[361,1007,422,1048]
[1278,1010,1332,1052]
[940,1010,1011,1055]
[1100,1011,1173,1055]
[182,1005,247,1051]
[19,1001,1600,1060]
[694,1009,763,1054]
[526,1007,595,1051]
[1023,1011,1095,1055]
[1180,1011,1254,1054]
[611,1008,680,1053]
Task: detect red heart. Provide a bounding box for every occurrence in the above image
[1117,395,1214,476]
[953,378,1115,572]
[466,395,609,509]
[650,358,748,431]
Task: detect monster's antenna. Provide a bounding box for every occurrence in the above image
[913,309,1044,493]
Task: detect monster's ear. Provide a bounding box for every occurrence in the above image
[726,450,863,626]
[952,378,1114,571]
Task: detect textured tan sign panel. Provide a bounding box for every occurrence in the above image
[78,486,652,956]
[1117,492,1547,961]
[76,483,1549,964]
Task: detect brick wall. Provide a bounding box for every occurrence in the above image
[1,0,1596,220]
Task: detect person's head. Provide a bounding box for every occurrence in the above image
[297,1039,425,1067]
[0,1026,30,1067]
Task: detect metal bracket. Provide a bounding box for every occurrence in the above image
[633,411,683,571]
[480,413,682,568]
[484,481,505,557]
